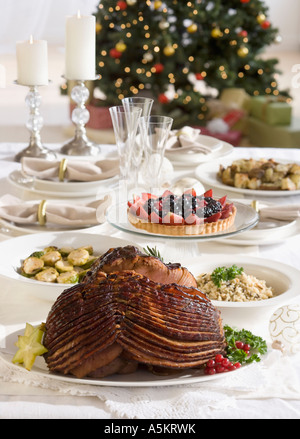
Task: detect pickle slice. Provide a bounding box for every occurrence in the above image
[12,323,48,371]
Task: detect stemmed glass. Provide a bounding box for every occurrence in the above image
[109,105,142,185]
[122,97,154,184]
[138,115,173,190]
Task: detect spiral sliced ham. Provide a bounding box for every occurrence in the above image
[44,271,226,378]
[83,245,197,288]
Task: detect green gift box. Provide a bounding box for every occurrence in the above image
[250,96,292,126]
[248,117,300,148]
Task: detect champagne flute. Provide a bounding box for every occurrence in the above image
[109,105,142,184]
[138,115,173,190]
[122,97,154,184]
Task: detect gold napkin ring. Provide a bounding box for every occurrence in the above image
[38,200,47,226]
[251,200,260,213]
[59,158,68,182]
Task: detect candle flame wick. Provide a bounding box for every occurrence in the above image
[77,10,81,18]
[29,35,34,44]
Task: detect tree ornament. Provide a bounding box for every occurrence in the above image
[238,30,248,38]
[237,46,249,57]
[117,1,127,10]
[240,0,250,3]
[96,23,102,34]
[143,52,153,62]
[159,20,170,30]
[163,45,175,56]
[269,305,300,355]
[126,0,137,5]
[158,93,169,104]
[195,73,204,80]
[211,27,222,38]
[110,48,122,58]
[153,63,164,73]
[154,0,162,10]
[115,41,127,52]
[187,23,198,34]
[261,20,271,30]
[257,13,266,24]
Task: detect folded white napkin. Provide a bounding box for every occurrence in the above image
[0,194,111,227]
[166,126,212,154]
[259,205,300,222]
[21,157,119,182]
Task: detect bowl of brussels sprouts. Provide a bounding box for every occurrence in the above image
[0,231,141,302]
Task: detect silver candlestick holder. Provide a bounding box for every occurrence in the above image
[61,78,100,156]
[14,82,56,162]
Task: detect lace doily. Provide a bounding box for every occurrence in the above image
[2,350,298,419]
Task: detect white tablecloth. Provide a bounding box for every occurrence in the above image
[0,142,300,420]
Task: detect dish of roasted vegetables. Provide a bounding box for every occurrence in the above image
[218,158,300,191]
[19,245,99,284]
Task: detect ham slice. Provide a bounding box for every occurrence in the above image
[83,245,197,288]
[44,271,226,378]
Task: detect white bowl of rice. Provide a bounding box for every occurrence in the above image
[186,256,300,337]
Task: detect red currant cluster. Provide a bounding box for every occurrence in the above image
[204,340,251,375]
[204,355,241,375]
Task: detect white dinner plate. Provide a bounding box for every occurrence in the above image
[218,200,300,246]
[195,159,300,197]
[0,232,141,302]
[8,170,119,199]
[165,138,233,167]
[0,217,97,235]
[106,200,259,241]
[219,220,300,246]
[0,196,110,235]
[0,326,249,388]
[165,134,222,157]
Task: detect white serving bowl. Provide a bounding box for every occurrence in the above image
[186,256,300,338]
[0,232,141,303]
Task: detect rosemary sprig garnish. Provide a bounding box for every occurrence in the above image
[143,246,164,262]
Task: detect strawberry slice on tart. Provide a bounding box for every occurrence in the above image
[127,189,237,236]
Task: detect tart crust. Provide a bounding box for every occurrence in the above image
[128,205,237,236]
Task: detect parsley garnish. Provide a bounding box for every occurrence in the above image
[211,265,244,287]
[224,325,268,364]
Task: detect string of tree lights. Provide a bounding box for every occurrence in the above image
[92,0,285,127]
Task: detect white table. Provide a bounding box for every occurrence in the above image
[0,142,300,420]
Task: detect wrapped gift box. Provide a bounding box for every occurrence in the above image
[220,88,252,112]
[250,96,292,126]
[248,117,300,148]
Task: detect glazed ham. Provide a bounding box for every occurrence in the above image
[43,271,226,378]
[83,245,197,288]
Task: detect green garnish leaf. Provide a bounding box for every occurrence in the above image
[143,246,164,262]
[224,325,268,365]
[211,264,244,287]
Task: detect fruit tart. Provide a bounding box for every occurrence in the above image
[127,189,237,236]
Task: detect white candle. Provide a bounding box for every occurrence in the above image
[65,11,96,80]
[16,36,48,86]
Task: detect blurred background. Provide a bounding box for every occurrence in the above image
[0,0,299,144]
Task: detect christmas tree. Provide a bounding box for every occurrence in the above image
[93,0,283,128]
